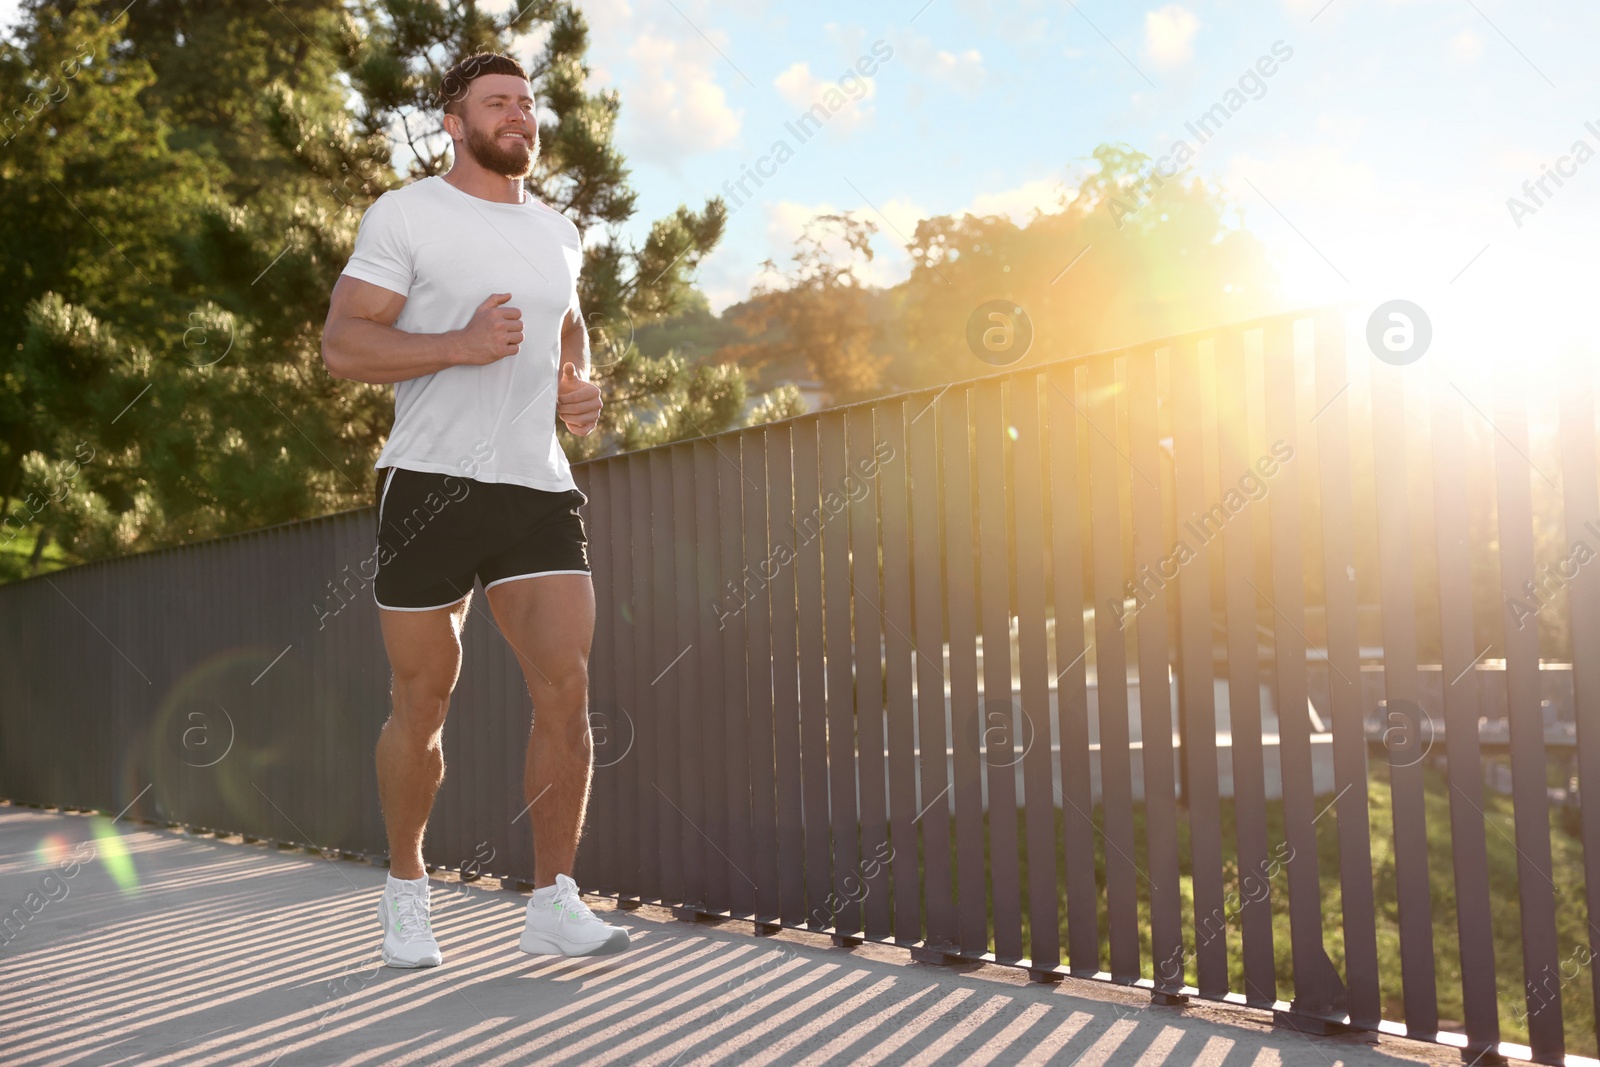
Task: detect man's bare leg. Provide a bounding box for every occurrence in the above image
[376,594,471,879]
[486,574,594,887]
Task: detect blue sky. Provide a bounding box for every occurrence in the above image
[6,0,1597,382]
[534,0,1599,386]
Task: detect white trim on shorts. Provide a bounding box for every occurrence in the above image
[378,466,397,523]
[372,591,470,613]
[483,569,591,591]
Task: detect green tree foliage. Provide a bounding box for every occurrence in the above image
[705,146,1283,401]
[0,4,218,563]
[0,0,789,579]
[890,144,1283,389]
[717,213,885,406]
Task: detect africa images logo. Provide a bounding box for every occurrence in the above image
[1505,118,1600,229]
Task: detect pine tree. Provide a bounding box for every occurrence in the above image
[0,0,795,576]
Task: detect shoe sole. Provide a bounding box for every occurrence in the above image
[519,927,631,956]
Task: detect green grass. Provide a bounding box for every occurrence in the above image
[942,761,1594,1056]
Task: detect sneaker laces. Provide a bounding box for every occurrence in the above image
[551,878,598,924]
[391,885,432,940]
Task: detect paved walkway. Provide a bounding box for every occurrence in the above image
[0,806,1464,1067]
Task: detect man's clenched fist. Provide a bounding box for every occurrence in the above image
[454,292,523,365]
[557,361,603,436]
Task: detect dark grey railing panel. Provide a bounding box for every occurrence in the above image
[1046,363,1098,977]
[1559,382,1600,1040]
[1495,393,1565,1062]
[1128,346,1183,996]
[1012,373,1061,973]
[1313,311,1382,1028]
[1171,338,1228,997]
[1430,375,1501,1058]
[907,390,955,952]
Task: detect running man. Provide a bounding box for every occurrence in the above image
[321,52,628,968]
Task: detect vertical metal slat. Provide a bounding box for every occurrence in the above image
[1087,355,1140,982]
[1012,372,1062,973]
[1170,338,1227,996]
[1313,311,1380,1026]
[941,389,988,956]
[1369,358,1440,1037]
[741,428,782,923]
[1261,318,1344,1017]
[1493,388,1565,1062]
[793,419,833,927]
[1046,364,1099,976]
[908,389,956,951]
[820,410,861,937]
[877,401,922,944]
[1127,347,1184,994]
[1215,328,1277,1006]
[721,433,755,918]
[975,378,1024,961]
[766,425,808,926]
[846,406,892,939]
[1558,377,1600,1041]
[1429,376,1501,1057]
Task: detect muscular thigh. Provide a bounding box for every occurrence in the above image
[485,573,594,699]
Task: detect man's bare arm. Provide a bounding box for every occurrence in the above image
[559,303,590,378]
[322,275,525,384]
[556,304,602,435]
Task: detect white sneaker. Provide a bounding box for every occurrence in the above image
[378,875,443,968]
[519,874,631,956]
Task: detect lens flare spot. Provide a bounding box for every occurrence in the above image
[33,834,72,867]
[89,818,140,894]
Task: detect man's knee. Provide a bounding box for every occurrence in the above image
[530,656,588,704]
[389,670,457,736]
[530,662,589,736]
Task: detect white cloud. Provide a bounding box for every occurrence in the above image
[621,33,742,161]
[575,0,633,29]
[1142,5,1199,69]
[1450,28,1485,64]
[928,48,986,93]
[966,179,1071,225]
[722,184,1078,304]
[873,195,932,247]
[773,61,877,133]
[793,196,931,289]
[897,31,986,94]
[765,199,832,241]
[719,200,926,294]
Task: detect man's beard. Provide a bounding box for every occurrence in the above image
[462,121,537,178]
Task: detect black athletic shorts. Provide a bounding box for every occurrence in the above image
[372,467,590,611]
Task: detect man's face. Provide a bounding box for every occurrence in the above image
[451,73,538,178]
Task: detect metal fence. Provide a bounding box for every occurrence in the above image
[2,306,1596,1065]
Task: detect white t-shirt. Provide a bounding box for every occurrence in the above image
[341,174,581,492]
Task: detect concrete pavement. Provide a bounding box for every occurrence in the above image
[0,805,1464,1066]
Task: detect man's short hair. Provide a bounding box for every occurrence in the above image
[439,53,529,117]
